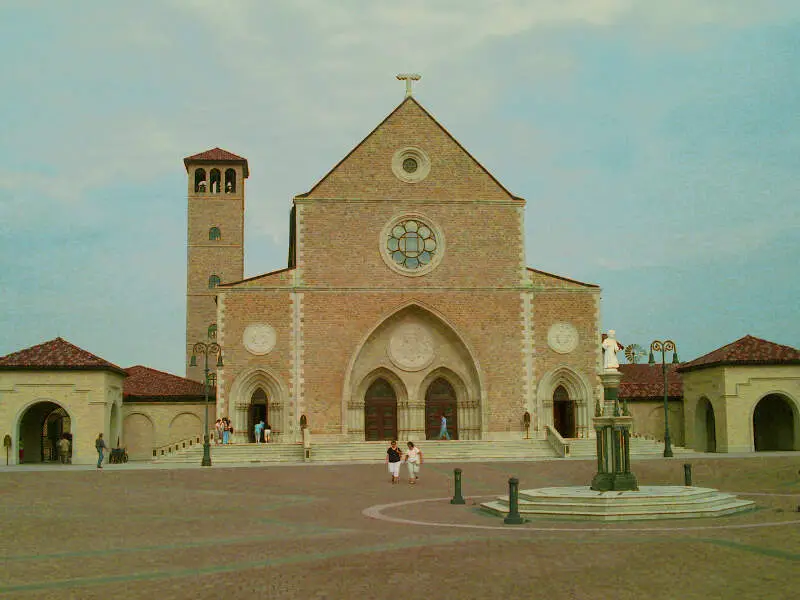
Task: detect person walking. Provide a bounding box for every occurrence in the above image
[438,414,451,440]
[404,441,423,484]
[95,433,108,469]
[254,420,264,444]
[214,419,222,445]
[386,440,403,484]
[58,435,70,464]
[264,422,272,444]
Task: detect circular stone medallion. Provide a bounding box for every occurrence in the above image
[388,323,435,371]
[243,323,277,356]
[547,322,579,354]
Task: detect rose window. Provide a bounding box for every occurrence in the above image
[386,220,437,270]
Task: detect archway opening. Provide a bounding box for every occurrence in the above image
[249,388,268,442]
[364,378,397,441]
[552,385,576,438]
[18,401,72,464]
[425,378,458,440]
[753,394,795,451]
[695,398,716,453]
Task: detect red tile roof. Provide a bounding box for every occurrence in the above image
[123,365,213,400]
[677,335,800,373]
[183,147,249,177]
[0,337,127,375]
[618,364,683,399]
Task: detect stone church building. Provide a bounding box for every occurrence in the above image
[184,93,603,445]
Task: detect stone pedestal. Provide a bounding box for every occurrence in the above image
[591,370,638,492]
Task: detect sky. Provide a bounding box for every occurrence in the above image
[1,0,798,375]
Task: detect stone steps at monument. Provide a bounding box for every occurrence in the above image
[480,486,756,521]
[152,439,558,464]
[567,438,693,457]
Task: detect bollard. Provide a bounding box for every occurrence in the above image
[504,477,524,524]
[450,468,466,505]
[684,463,692,487]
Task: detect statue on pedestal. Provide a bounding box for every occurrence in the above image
[602,329,622,371]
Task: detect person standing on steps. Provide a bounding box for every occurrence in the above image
[386,440,403,484]
[438,413,451,440]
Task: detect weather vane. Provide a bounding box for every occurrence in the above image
[396,73,421,97]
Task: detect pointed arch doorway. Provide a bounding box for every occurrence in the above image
[364,378,398,441]
[425,378,458,440]
[552,385,576,439]
[248,388,268,442]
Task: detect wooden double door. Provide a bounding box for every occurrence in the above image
[365,379,398,441]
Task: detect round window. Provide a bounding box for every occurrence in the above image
[402,157,418,173]
[391,147,430,183]
[380,214,444,276]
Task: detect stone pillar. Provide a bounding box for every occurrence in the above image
[591,370,638,492]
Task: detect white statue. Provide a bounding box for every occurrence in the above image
[602,329,622,370]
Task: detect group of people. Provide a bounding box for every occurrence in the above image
[214,418,235,444]
[253,420,272,444]
[386,441,423,484]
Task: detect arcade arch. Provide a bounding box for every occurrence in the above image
[694,397,717,452]
[753,393,797,451]
[17,401,72,463]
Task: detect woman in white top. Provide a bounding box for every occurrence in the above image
[404,442,423,484]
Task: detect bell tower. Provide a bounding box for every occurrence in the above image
[183,147,248,382]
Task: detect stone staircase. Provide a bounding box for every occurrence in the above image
[567,438,693,458]
[151,437,693,465]
[152,439,558,465]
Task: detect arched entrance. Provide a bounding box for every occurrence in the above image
[249,388,268,442]
[364,378,398,441]
[552,385,576,438]
[18,401,72,463]
[753,394,796,451]
[425,378,458,440]
[695,397,716,452]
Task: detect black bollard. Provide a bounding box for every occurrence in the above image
[504,477,524,524]
[450,468,466,505]
[684,463,692,487]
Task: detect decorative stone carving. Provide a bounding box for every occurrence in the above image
[388,323,435,371]
[547,322,579,354]
[243,323,277,356]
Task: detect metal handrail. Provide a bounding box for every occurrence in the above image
[152,434,205,458]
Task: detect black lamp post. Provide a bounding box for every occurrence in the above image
[648,340,679,458]
[190,342,222,467]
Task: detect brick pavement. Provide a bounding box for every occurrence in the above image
[0,455,798,599]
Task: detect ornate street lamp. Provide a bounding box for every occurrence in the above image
[190,342,223,467]
[648,340,679,458]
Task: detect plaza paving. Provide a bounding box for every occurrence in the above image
[0,454,798,599]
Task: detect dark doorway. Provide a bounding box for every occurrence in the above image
[425,378,458,440]
[365,378,398,441]
[18,401,71,463]
[552,385,576,438]
[753,394,795,451]
[703,399,717,452]
[248,388,268,442]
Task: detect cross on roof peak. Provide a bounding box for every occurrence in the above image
[396,73,421,97]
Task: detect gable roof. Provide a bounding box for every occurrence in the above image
[618,364,683,399]
[0,337,127,376]
[123,365,211,400]
[184,147,249,178]
[527,267,600,289]
[299,96,521,201]
[677,335,800,373]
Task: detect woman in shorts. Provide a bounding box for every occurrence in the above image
[404,441,422,484]
[385,440,402,484]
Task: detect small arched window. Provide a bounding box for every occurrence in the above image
[208,323,217,339]
[207,372,217,387]
[194,168,207,193]
[224,168,236,193]
[209,227,221,241]
[208,274,221,288]
[209,169,221,193]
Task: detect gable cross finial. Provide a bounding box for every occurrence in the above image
[396,73,421,97]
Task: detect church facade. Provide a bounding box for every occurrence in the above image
[184,94,603,445]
